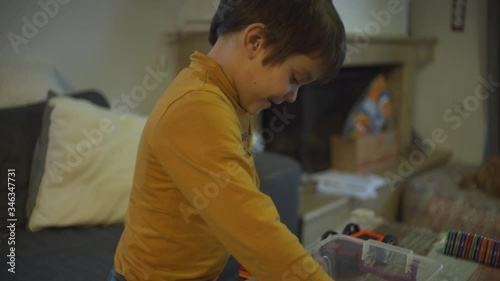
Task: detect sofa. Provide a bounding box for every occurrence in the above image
[0,61,302,281]
[400,162,500,241]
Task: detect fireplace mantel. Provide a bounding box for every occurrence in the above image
[344,35,437,67]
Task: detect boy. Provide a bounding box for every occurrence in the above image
[111,0,345,280]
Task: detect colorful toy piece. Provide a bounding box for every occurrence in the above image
[444,230,500,268]
[342,74,395,140]
[238,265,252,281]
[322,223,398,246]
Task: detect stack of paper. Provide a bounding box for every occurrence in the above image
[310,170,386,200]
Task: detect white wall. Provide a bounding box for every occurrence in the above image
[0,0,413,114]
[0,0,217,114]
[410,0,488,164]
[332,0,410,36]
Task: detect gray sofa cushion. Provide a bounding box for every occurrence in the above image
[254,152,301,236]
[0,101,46,229]
[0,225,123,281]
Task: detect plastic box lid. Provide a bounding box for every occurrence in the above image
[307,235,443,281]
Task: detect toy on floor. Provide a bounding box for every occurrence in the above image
[342,74,394,140]
[319,223,399,279]
[238,223,401,280]
[322,223,398,246]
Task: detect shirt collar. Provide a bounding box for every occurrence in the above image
[189,51,242,108]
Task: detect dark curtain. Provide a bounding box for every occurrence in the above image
[485,0,500,157]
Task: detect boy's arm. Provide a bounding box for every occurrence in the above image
[150,94,332,281]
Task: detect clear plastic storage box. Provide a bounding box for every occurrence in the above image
[308,235,443,281]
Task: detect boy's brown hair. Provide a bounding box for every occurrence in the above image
[209,0,346,83]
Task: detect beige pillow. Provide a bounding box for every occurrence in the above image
[28,96,146,231]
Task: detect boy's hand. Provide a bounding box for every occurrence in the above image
[247,277,260,281]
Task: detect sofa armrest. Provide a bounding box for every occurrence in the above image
[254,151,301,235]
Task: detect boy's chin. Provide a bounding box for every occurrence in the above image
[248,109,260,115]
[249,106,268,115]
[247,102,272,115]
[245,105,262,115]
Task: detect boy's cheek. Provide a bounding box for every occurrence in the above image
[243,69,258,84]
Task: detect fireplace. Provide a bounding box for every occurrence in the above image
[262,66,394,172]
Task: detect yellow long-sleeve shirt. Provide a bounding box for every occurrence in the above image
[114,51,332,281]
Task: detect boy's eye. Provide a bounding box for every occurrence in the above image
[290,74,299,85]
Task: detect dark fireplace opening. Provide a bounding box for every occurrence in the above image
[262,66,395,173]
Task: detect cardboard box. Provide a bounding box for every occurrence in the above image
[330,131,399,173]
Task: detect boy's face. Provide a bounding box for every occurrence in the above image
[228,23,325,115]
[237,53,324,114]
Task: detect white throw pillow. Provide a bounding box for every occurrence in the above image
[28,96,146,231]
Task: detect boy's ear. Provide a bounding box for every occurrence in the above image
[241,23,266,60]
